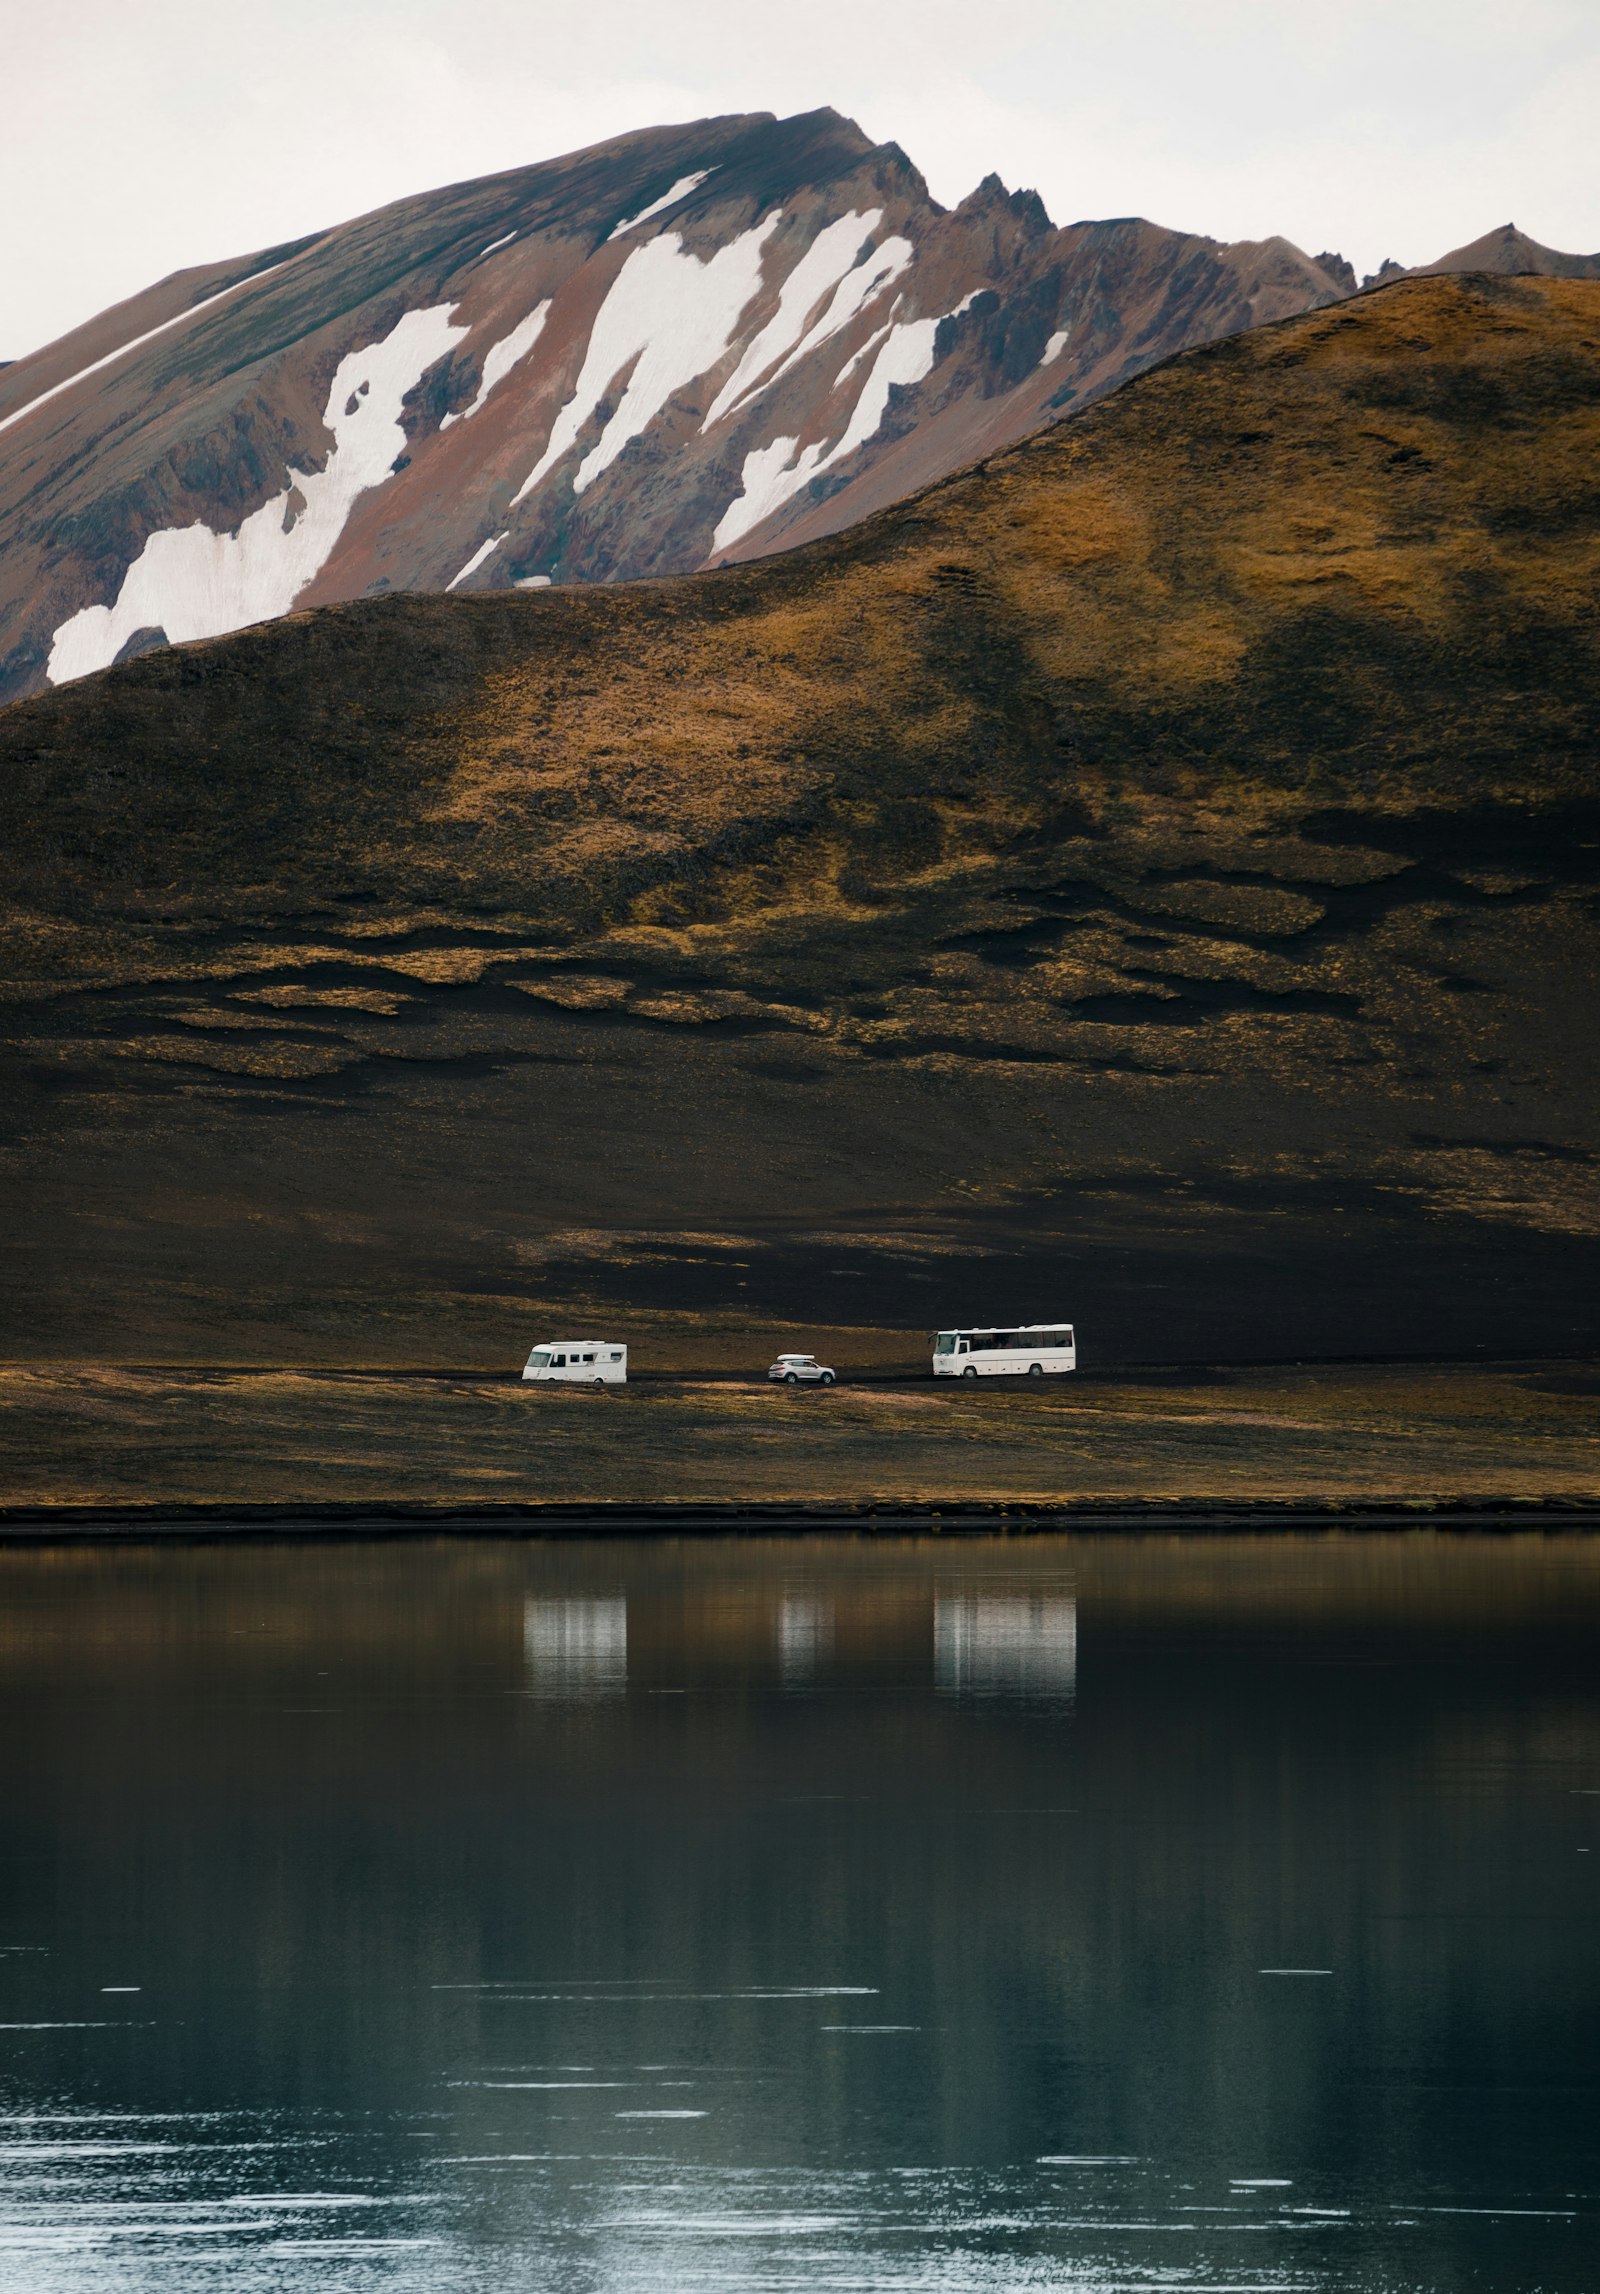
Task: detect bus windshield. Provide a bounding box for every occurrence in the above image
[933,1333,958,1354]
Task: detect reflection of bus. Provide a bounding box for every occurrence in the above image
[932,1325,1076,1377]
[522,1339,628,1385]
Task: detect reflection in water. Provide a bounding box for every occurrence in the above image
[776,1591,833,1685]
[0,1532,1596,2291]
[934,1591,1077,1698]
[523,1593,627,1696]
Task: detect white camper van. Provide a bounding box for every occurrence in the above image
[932,1325,1076,1377]
[521,1340,628,1386]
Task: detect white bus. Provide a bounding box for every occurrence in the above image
[522,1339,628,1385]
[933,1325,1076,1378]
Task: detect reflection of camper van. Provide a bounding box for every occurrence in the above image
[521,1340,628,1385]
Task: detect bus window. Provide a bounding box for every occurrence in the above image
[934,1333,958,1355]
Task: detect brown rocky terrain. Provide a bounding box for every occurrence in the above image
[0,108,1365,707]
[0,270,1597,1380]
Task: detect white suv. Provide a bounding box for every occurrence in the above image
[768,1352,836,1386]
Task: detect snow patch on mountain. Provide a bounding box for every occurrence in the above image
[710,434,830,555]
[45,303,468,686]
[1040,326,1071,365]
[836,321,893,387]
[447,532,508,589]
[702,211,885,428]
[0,258,289,443]
[831,309,944,457]
[606,171,714,241]
[441,303,550,427]
[709,234,915,431]
[513,218,780,504]
[711,301,952,555]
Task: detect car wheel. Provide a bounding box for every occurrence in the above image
[820,1370,835,1385]
[1028,1363,1044,1377]
[962,1365,978,1378]
[784,1371,799,1384]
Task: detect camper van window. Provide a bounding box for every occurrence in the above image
[527,1351,551,1368]
[609,1351,623,1361]
[553,1354,566,1366]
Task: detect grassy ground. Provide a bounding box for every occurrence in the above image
[2,1359,1596,1514]
[5,276,1600,1381]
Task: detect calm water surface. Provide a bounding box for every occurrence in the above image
[0,1531,1595,2291]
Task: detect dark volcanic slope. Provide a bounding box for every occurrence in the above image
[1,272,1598,1369]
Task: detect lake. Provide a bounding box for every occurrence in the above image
[0,1530,1595,2290]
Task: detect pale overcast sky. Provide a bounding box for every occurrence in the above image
[5,0,1598,362]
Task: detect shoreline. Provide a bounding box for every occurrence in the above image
[3,1495,1598,1543]
[5,1358,1596,1528]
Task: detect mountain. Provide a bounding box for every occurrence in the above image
[1413,223,1600,279]
[1362,222,1600,289]
[0,108,1357,708]
[1,272,1597,1370]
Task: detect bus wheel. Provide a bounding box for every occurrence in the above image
[1028,1363,1044,1377]
[962,1365,978,1378]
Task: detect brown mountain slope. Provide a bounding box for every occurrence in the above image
[1414,223,1600,280]
[0,109,1353,710]
[1,271,1598,1370]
